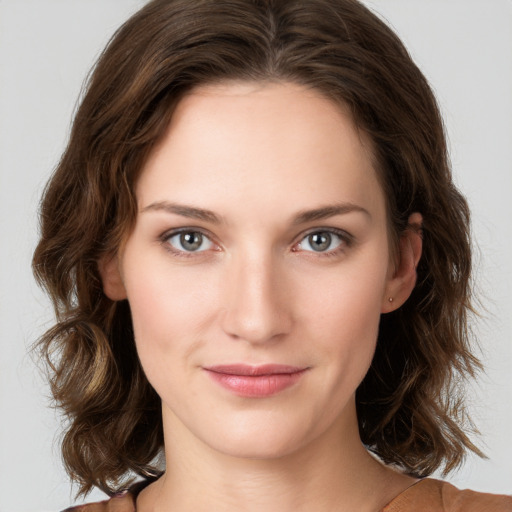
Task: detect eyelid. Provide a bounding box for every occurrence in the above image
[158,225,353,257]
[292,227,354,254]
[159,227,221,255]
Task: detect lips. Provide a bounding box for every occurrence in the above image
[203,364,308,398]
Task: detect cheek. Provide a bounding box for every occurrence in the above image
[122,251,221,367]
[319,286,381,371]
[302,250,388,326]
[298,254,389,377]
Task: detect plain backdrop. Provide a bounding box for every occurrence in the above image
[0,1,511,510]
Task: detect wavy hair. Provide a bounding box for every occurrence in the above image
[33,0,482,496]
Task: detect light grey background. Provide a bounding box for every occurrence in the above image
[1,1,511,510]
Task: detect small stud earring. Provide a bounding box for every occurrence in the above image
[388,297,394,303]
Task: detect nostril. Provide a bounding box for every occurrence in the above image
[219,257,293,343]
[220,296,292,344]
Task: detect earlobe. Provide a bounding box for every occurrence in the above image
[382,213,423,313]
[97,254,127,301]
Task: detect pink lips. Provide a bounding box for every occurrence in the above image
[204,364,307,398]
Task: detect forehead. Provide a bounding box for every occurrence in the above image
[136,81,385,224]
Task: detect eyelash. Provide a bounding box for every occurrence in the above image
[159,228,218,258]
[292,228,353,258]
[159,227,353,259]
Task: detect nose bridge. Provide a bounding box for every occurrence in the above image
[221,245,290,344]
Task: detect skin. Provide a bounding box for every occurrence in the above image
[100,81,422,512]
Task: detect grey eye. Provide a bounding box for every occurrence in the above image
[299,231,344,253]
[307,232,332,251]
[168,231,213,252]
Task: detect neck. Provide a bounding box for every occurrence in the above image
[138,400,415,512]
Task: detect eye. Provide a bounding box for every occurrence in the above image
[296,230,347,253]
[165,230,214,253]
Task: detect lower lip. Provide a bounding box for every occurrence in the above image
[204,370,306,398]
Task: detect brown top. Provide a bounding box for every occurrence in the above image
[63,478,512,512]
[381,479,512,511]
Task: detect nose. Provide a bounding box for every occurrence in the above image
[220,250,292,344]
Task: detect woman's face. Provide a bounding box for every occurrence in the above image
[103,82,409,459]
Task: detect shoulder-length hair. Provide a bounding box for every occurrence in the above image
[33,0,482,496]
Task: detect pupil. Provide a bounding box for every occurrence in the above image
[180,232,202,251]
[309,232,331,251]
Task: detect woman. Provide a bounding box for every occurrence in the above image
[32,0,512,510]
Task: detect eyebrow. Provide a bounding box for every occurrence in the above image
[141,200,370,225]
[141,201,223,224]
[291,203,371,225]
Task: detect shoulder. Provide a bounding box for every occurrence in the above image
[61,492,136,512]
[383,478,512,512]
[61,478,156,512]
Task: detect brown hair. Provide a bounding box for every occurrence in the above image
[33,0,482,496]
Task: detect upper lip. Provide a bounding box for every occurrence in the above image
[203,364,307,376]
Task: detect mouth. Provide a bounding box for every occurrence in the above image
[203,364,309,398]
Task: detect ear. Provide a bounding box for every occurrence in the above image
[381,213,423,313]
[97,254,127,301]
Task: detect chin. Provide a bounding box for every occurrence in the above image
[209,432,307,460]
[197,410,321,461]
